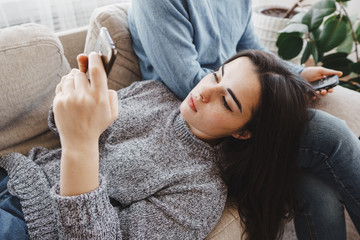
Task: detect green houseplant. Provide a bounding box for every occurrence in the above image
[276,0,360,91]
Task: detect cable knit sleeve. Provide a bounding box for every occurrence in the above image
[51,174,226,239]
[51,176,121,239]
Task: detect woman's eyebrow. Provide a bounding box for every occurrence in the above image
[227,88,242,113]
[222,64,242,112]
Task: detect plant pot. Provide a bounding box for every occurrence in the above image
[252,6,302,65]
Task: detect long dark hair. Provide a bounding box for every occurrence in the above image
[220,50,317,240]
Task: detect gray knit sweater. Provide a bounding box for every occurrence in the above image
[0,80,227,240]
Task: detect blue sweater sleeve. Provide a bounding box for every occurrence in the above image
[236,10,265,51]
[129,0,210,100]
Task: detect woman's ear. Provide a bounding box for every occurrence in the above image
[232,130,252,140]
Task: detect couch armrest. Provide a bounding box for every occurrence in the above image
[57,26,88,69]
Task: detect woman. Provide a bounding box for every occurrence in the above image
[0,50,359,239]
[128,1,355,239]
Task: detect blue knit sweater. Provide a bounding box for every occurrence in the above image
[129,0,303,100]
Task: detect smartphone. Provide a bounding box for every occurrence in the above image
[94,27,117,76]
[310,75,339,91]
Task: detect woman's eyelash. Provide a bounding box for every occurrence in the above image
[213,72,219,83]
[213,72,232,112]
[222,96,232,112]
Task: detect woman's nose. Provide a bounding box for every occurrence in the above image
[198,85,220,103]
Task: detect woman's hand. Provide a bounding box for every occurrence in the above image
[300,66,342,96]
[54,52,118,196]
[53,52,118,149]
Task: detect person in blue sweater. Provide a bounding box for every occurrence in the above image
[128,0,359,240]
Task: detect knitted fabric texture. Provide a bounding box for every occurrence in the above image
[0,80,227,239]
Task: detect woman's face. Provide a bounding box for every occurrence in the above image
[180,57,261,143]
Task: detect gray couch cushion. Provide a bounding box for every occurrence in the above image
[0,23,70,156]
[84,3,141,91]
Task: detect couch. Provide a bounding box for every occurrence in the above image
[0,2,359,239]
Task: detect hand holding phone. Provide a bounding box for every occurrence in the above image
[310,75,339,91]
[94,27,117,76]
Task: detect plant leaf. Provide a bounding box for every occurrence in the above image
[312,43,319,65]
[310,29,321,40]
[318,17,347,52]
[336,17,354,54]
[277,35,304,60]
[302,0,336,31]
[302,9,322,31]
[279,23,308,34]
[301,41,313,64]
[321,53,353,76]
[321,52,348,62]
[290,12,307,24]
[337,31,354,54]
[356,22,360,42]
[312,0,337,13]
[276,32,302,48]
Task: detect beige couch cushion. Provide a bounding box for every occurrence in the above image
[205,203,242,239]
[0,23,70,156]
[317,85,360,137]
[84,3,141,91]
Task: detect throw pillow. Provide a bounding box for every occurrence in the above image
[0,23,70,156]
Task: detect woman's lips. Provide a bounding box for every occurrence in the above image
[188,93,197,112]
